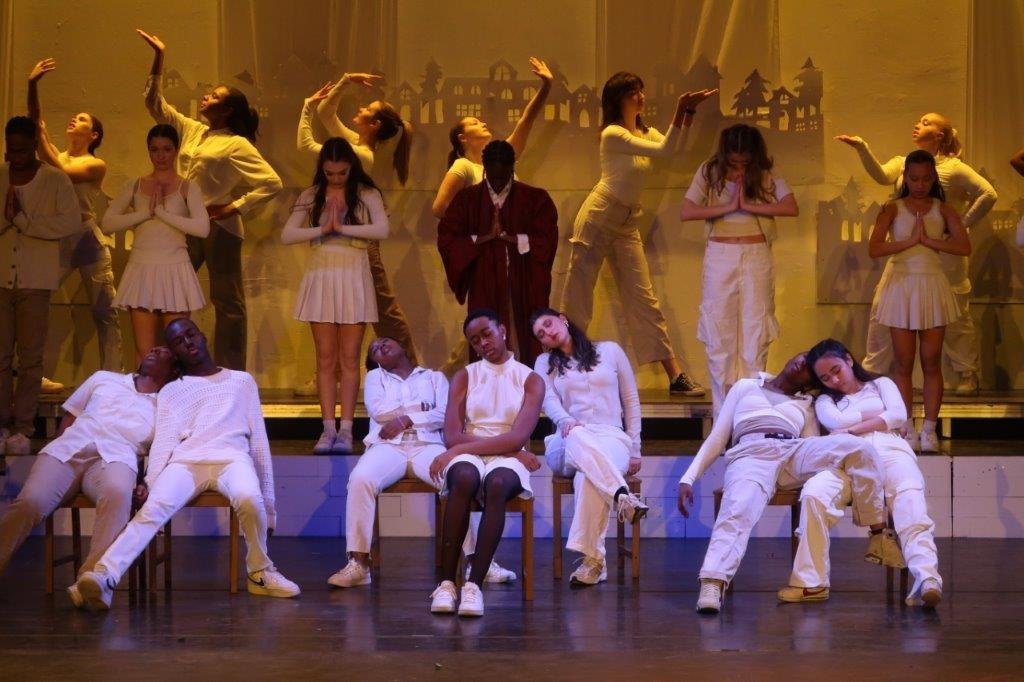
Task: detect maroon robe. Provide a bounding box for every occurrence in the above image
[437,180,558,367]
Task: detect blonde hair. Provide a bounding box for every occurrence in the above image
[931,113,962,158]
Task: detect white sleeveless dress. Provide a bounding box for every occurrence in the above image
[442,354,535,499]
[873,199,960,330]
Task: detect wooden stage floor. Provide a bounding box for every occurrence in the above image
[1,536,1022,679]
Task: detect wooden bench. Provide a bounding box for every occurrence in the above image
[552,475,643,580]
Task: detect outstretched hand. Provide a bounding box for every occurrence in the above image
[529,57,553,84]
[136,28,165,53]
[678,88,718,110]
[834,134,865,148]
[677,482,694,517]
[307,81,335,103]
[345,72,382,88]
[29,58,56,82]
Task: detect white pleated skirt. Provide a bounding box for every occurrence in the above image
[293,245,378,324]
[114,255,205,313]
[873,269,960,330]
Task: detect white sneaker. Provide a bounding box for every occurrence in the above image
[696,578,724,614]
[569,556,607,587]
[430,580,458,614]
[919,430,939,452]
[313,430,335,455]
[331,428,353,455]
[616,492,649,524]
[293,375,318,397]
[458,581,484,617]
[327,559,371,588]
[919,578,942,608]
[465,560,517,584]
[66,583,84,608]
[40,377,65,394]
[76,570,115,611]
[865,528,906,568]
[247,568,301,598]
[954,371,979,396]
[903,429,920,451]
[5,433,30,456]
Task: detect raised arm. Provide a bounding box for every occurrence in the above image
[296,82,332,156]
[27,59,61,166]
[835,135,903,185]
[101,179,149,234]
[154,181,211,238]
[431,160,474,219]
[316,74,375,145]
[137,29,193,135]
[505,57,553,158]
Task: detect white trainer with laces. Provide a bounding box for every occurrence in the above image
[569,556,607,587]
[313,430,335,455]
[327,559,371,588]
[696,578,723,614]
[430,580,458,614]
[458,581,484,617]
[907,577,943,607]
[865,528,906,568]
[616,492,649,524]
[76,570,115,611]
[919,429,940,452]
[247,568,301,598]
[40,377,65,394]
[465,560,516,584]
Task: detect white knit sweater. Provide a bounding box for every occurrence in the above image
[147,369,276,526]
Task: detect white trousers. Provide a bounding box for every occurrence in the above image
[788,431,941,601]
[697,241,779,413]
[699,433,886,585]
[863,286,977,376]
[0,451,134,576]
[96,461,273,583]
[545,425,631,562]
[344,442,442,554]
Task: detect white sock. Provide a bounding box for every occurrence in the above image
[339,419,353,435]
[922,418,937,434]
[323,418,337,434]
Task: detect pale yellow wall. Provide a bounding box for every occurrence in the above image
[4,0,1022,390]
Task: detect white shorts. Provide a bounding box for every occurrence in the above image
[441,453,534,500]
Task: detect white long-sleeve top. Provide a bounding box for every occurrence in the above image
[102,179,210,262]
[814,377,906,433]
[595,123,688,206]
[296,99,375,168]
[144,76,282,239]
[363,366,448,446]
[679,373,816,486]
[280,186,389,246]
[147,370,276,526]
[0,162,82,290]
[42,371,157,472]
[852,143,997,229]
[533,341,642,458]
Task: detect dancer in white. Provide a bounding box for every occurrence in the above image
[281,138,389,456]
[427,309,544,617]
[0,347,177,607]
[676,353,899,615]
[295,74,417,365]
[139,29,282,370]
[431,57,553,220]
[777,339,941,608]
[837,112,996,395]
[326,336,447,588]
[531,308,647,586]
[560,72,715,395]
[28,58,122,377]
[74,319,299,610]
[0,116,81,456]
[102,124,210,363]
[680,124,798,413]
[867,151,970,452]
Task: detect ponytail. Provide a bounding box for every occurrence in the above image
[223,87,259,142]
[447,121,467,169]
[87,114,105,155]
[372,102,411,185]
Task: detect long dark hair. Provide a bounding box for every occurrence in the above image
[600,71,647,133]
[310,137,381,227]
[806,338,882,402]
[529,307,600,376]
[147,123,179,149]
[86,114,104,154]
[221,87,259,142]
[447,119,469,169]
[898,149,946,201]
[372,102,411,185]
[702,124,776,203]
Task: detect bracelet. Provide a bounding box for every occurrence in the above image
[684,107,697,115]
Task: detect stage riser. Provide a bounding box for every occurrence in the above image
[6,454,1021,539]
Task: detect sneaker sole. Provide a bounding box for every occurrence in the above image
[457,607,484,617]
[696,605,721,614]
[247,585,301,598]
[430,603,456,614]
[670,389,706,397]
[569,574,607,588]
[327,575,371,588]
[66,585,84,609]
[77,577,110,611]
[777,590,829,603]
